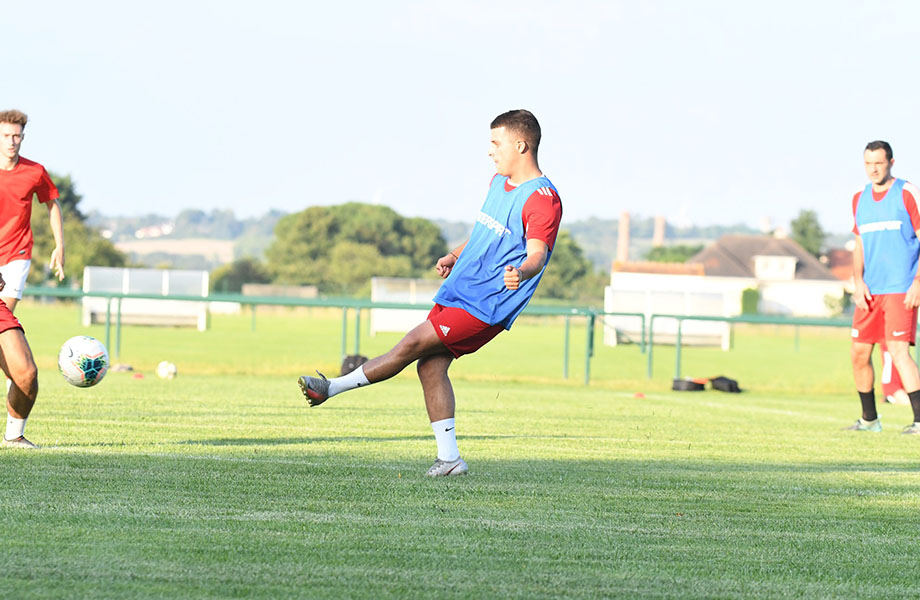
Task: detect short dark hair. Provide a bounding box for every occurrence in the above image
[491,109,541,153]
[865,140,893,161]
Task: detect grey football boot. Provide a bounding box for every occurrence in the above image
[425,457,469,477]
[1,436,38,449]
[298,371,331,407]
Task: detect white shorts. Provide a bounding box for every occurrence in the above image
[0,260,31,300]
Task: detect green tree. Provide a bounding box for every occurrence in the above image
[790,209,825,258]
[28,173,126,285]
[265,203,447,294]
[210,257,272,292]
[644,244,704,263]
[534,231,598,301]
[51,173,87,221]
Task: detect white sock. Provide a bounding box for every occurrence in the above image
[431,417,459,461]
[6,415,26,441]
[327,365,370,397]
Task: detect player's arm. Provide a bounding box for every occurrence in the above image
[907,227,920,309]
[47,199,65,281]
[903,183,920,308]
[852,235,871,310]
[435,239,468,279]
[504,239,548,290]
[505,187,562,290]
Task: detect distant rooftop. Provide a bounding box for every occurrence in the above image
[612,261,705,276]
[687,235,836,280]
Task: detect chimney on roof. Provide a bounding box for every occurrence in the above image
[617,212,630,262]
[653,215,666,247]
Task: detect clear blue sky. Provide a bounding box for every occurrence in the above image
[7,0,920,233]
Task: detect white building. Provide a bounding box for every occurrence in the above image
[604,235,846,347]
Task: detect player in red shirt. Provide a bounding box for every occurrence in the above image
[0,109,63,448]
[0,109,65,314]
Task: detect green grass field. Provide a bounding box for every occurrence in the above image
[1,302,918,599]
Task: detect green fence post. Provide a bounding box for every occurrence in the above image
[104,297,112,353]
[674,318,683,379]
[115,297,123,359]
[354,308,361,355]
[563,315,570,379]
[647,315,655,378]
[341,308,348,358]
[251,303,257,332]
[640,313,646,354]
[584,313,595,386]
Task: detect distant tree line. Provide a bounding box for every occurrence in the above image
[213,203,606,303]
[31,176,608,304]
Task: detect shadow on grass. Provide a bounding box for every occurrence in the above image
[173,434,532,446]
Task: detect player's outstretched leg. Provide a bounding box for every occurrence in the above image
[0,328,39,449]
[298,320,446,407]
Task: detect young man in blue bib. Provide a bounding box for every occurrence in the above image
[848,140,920,434]
[299,110,563,476]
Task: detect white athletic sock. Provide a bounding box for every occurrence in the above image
[327,365,370,397]
[6,414,26,441]
[431,417,459,461]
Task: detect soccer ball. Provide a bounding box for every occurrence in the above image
[156,361,177,379]
[58,336,109,388]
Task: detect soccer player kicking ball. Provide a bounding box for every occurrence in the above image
[299,109,563,476]
[848,140,920,434]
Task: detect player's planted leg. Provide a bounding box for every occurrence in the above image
[0,329,39,448]
[847,341,878,429]
[418,352,467,476]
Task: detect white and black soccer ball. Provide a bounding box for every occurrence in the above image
[58,336,109,388]
[156,361,177,380]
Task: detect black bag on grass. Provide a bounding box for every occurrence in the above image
[672,378,705,391]
[341,354,368,376]
[710,376,741,393]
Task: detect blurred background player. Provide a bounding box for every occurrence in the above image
[848,140,920,434]
[0,109,65,314]
[298,109,562,476]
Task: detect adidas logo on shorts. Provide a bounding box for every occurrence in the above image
[440,325,451,336]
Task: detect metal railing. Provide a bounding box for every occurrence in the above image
[22,287,647,385]
[645,313,858,379]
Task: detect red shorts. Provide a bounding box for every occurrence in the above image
[852,293,917,345]
[427,303,504,358]
[0,301,22,335]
